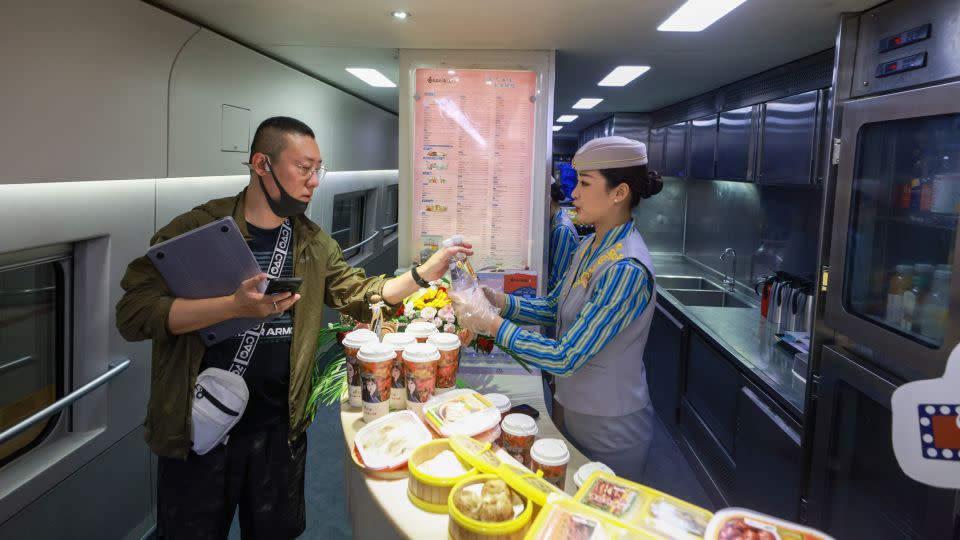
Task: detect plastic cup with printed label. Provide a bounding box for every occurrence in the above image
[485,393,512,421]
[531,438,570,491]
[358,342,396,423]
[573,462,615,489]
[427,332,461,393]
[342,329,379,408]
[382,332,417,411]
[405,321,439,343]
[501,413,538,468]
[402,342,440,415]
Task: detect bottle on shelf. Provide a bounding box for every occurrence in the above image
[920,268,951,342]
[900,263,933,333]
[885,264,913,326]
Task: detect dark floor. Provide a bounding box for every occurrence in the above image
[228,402,712,539]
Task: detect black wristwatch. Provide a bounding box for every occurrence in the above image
[410,265,430,288]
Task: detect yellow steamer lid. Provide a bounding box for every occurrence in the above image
[574,470,713,539]
[449,435,503,475]
[497,462,567,508]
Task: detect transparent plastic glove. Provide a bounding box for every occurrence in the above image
[451,287,503,336]
[481,286,506,311]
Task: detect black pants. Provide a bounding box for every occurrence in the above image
[157,423,307,540]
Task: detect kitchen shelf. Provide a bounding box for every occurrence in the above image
[880,209,958,230]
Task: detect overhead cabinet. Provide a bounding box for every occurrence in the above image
[757,90,821,185]
[664,121,689,178]
[647,127,666,173]
[689,115,717,179]
[716,106,756,181]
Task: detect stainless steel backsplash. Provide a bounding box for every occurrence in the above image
[635,178,821,286]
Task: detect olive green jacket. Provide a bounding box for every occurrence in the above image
[116,188,391,459]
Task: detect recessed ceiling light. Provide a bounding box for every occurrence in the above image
[391,10,410,19]
[552,126,563,132]
[657,0,748,32]
[598,66,651,87]
[556,115,579,123]
[345,68,396,88]
[448,70,456,74]
[572,98,603,110]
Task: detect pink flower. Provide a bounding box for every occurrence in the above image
[443,323,456,333]
[432,317,443,328]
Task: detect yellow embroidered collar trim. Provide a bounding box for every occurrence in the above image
[574,242,624,289]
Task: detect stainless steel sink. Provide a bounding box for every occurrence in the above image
[665,288,753,309]
[656,275,723,291]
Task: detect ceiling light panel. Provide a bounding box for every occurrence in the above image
[345,68,396,88]
[598,66,651,87]
[556,115,579,123]
[657,0,748,32]
[552,126,563,132]
[391,10,409,19]
[572,98,603,110]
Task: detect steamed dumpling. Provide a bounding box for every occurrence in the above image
[453,490,481,519]
[479,493,514,522]
[481,479,509,499]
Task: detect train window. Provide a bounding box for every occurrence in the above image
[331,192,367,252]
[384,185,399,234]
[0,256,66,466]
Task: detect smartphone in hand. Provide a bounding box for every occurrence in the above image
[265,277,302,295]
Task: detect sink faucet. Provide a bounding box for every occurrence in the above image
[721,248,737,291]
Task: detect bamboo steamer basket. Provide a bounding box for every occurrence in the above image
[448,474,533,540]
[407,439,478,513]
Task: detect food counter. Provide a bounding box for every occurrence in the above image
[340,364,590,540]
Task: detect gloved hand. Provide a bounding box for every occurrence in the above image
[481,286,506,311]
[451,287,504,337]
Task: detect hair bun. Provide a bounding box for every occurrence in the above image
[643,171,663,199]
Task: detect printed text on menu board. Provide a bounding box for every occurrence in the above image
[413,69,535,270]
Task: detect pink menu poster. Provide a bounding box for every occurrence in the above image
[413,68,536,270]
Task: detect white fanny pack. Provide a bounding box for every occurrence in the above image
[190,218,292,455]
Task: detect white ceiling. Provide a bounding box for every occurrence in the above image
[151,0,878,135]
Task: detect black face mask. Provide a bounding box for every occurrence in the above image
[258,158,308,218]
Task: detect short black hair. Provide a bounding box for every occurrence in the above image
[550,182,565,203]
[249,116,315,161]
[599,165,663,208]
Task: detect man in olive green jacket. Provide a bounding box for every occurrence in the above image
[116,116,468,539]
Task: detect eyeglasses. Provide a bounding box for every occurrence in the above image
[293,162,327,180]
[242,157,327,181]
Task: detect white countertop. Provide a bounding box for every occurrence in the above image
[339,365,591,540]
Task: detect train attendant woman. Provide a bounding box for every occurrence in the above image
[452,136,662,481]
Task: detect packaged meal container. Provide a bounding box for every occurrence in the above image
[524,496,652,540]
[353,410,433,471]
[574,471,713,539]
[423,389,502,443]
[342,329,379,407]
[382,332,416,411]
[407,438,478,513]
[704,508,835,540]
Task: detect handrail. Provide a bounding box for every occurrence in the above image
[343,230,380,258]
[330,227,351,238]
[0,286,57,296]
[0,359,131,446]
[0,355,33,375]
[380,223,399,235]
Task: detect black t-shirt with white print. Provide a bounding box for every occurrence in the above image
[200,221,294,434]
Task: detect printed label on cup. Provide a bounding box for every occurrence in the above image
[359,358,393,423]
[404,358,437,406]
[436,347,461,390]
[344,347,362,407]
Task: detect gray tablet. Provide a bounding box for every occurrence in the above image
[146,217,269,346]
